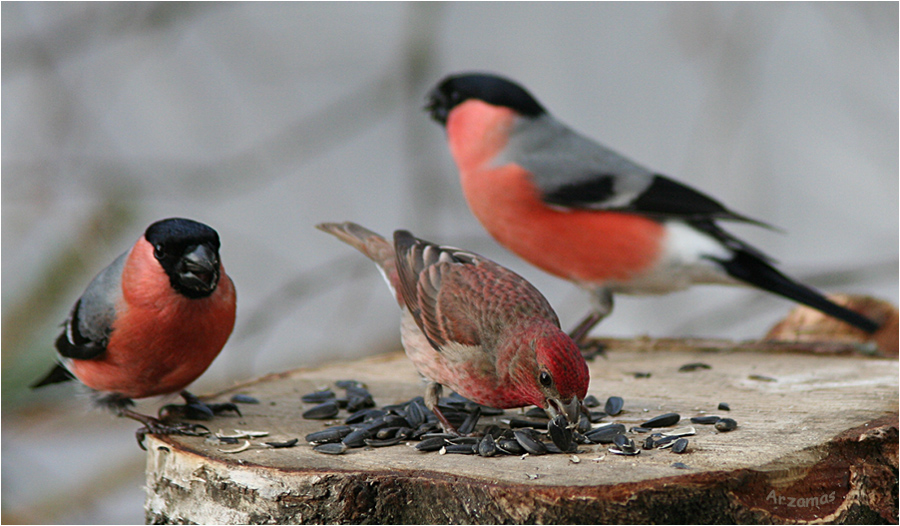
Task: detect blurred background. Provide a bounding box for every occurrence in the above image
[2,2,896,523]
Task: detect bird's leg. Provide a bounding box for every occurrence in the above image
[424,381,459,434]
[117,407,210,450]
[158,390,242,421]
[569,289,613,358]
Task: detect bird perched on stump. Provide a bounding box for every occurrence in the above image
[317,222,589,432]
[32,218,238,448]
[425,72,880,345]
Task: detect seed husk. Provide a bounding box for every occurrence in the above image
[715,418,738,432]
[641,412,681,428]
[672,438,689,454]
[690,415,721,425]
[608,446,640,456]
[613,433,637,453]
[604,396,624,416]
[654,435,681,449]
[630,426,651,434]
[661,426,696,437]
[313,442,347,455]
[514,429,548,455]
[301,389,336,403]
[303,401,340,420]
[671,462,690,469]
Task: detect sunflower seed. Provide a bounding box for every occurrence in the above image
[514,429,548,455]
[583,395,601,408]
[507,418,549,429]
[265,438,299,449]
[548,415,575,452]
[415,437,447,452]
[301,389,336,403]
[613,433,637,453]
[678,362,711,372]
[344,408,385,425]
[718,402,731,411]
[671,462,690,469]
[303,401,340,420]
[457,406,481,435]
[604,396,624,416]
[341,427,373,448]
[497,438,525,455]
[608,446,640,456]
[629,426,651,434]
[641,413,680,428]
[690,415,721,425]
[525,407,549,419]
[364,437,404,447]
[443,443,477,455]
[313,442,347,455]
[478,433,499,457]
[588,411,608,423]
[672,438,689,454]
[229,394,260,404]
[715,418,738,432]
[585,423,626,444]
[661,426,696,437]
[305,426,353,444]
[335,380,365,389]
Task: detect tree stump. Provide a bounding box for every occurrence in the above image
[144,338,898,524]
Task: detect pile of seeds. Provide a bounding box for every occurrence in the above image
[298,381,739,459]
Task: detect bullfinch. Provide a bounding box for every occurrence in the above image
[32,218,238,447]
[317,222,589,432]
[425,72,880,344]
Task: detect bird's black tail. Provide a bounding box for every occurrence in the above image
[31,363,75,389]
[717,250,880,334]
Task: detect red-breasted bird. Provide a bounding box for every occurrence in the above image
[425,72,880,344]
[32,218,238,447]
[317,222,589,431]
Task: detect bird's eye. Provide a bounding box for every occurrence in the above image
[539,371,553,388]
[153,244,166,259]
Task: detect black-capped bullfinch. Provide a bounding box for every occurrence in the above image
[425,72,880,344]
[32,218,238,447]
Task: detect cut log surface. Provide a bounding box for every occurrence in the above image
[144,338,899,524]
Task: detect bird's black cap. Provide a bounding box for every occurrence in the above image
[425,72,546,125]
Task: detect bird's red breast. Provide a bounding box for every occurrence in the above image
[68,238,236,399]
[447,101,665,287]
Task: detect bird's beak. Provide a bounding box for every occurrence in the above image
[545,396,583,428]
[423,91,448,125]
[178,243,219,292]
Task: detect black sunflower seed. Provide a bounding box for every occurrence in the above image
[364,437,404,447]
[525,407,549,419]
[654,435,681,449]
[604,396,624,416]
[305,425,353,444]
[642,436,655,450]
[508,418,548,430]
[230,394,260,404]
[583,394,601,408]
[497,438,525,455]
[265,438,299,448]
[335,380,365,389]
[303,401,340,420]
[415,437,447,452]
[678,362,711,372]
[629,426,651,434]
[313,442,347,455]
[718,402,731,411]
[690,415,721,425]
[375,427,400,440]
[641,413,680,428]
[672,438,689,454]
[585,423,626,444]
[588,411,608,423]
[548,415,575,452]
[514,429,548,455]
[301,389,336,403]
[478,433,499,457]
[344,407,385,425]
[457,406,481,436]
[613,433,637,453]
[714,418,738,432]
[341,427,373,448]
[404,400,429,428]
[443,443,477,455]
[447,436,480,445]
[608,446,640,456]
[576,413,592,434]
